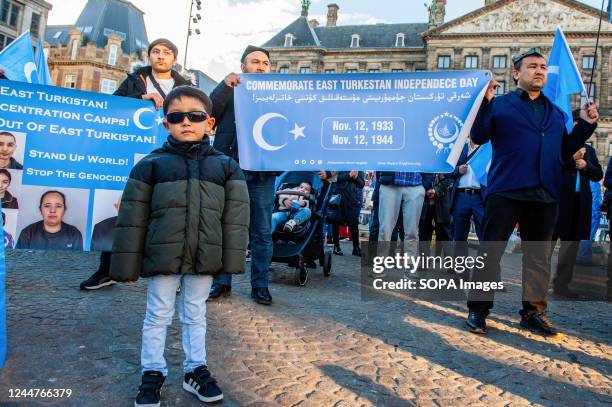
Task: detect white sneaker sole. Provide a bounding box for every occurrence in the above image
[134,401,159,407]
[83,280,116,290]
[183,381,223,403]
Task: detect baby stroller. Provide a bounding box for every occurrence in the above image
[271,171,333,285]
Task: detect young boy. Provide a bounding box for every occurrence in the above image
[110,86,249,406]
[272,182,314,232]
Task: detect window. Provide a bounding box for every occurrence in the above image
[391,69,403,72]
[492,55,507,69]
[278,66,289,74]
[324,69,335,73]
[64,74,77,89]
[609,143,612,157]
[465,55,479,69]
[350,34,360,48]
[581,84,596,106]
[582,55,595,70]
[368,69,380,73]
[495,80,505,96]
[299,67,310,74]
[284,33,294,47]
[108,44,118,66]
[53,31,62,39]
[437,55,451,69]
[30,12,41,37]
[0,33,14,51]
[100,78,117,94]
[70,39,78,60]
[395,33,405,47]
[0,0,22,27]
[346,68,358,73]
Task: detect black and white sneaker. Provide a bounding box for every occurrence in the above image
[183,366,223,403]
[135,370,164,407]
[79,269,116,290]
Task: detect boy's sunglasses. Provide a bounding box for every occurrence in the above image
[166,111,209,124]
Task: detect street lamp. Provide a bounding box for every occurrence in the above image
[183,0,203,70]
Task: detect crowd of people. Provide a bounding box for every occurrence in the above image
[1,37,609,406]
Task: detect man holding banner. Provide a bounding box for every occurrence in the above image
[80,38,191,291]
[208,46,276,305]
[465,48,600,336]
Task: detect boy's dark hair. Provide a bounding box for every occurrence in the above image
[163,86,213,116]
[147,38,179,58]
[39,190,67,210]
[0,169,11,183]
[0,132,16,141]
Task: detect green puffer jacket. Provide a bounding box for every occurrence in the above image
[110,136,250,281]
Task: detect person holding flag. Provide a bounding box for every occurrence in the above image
[465,47,599,337]
[449,139,486,263]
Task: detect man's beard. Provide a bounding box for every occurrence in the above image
[153,65,171,74]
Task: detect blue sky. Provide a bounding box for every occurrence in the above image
[47,0,608,81]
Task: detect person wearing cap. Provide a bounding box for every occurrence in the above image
[80,38,192,291]
[113,38,192,107]
[208,45,275,305]
[465,48,600,336]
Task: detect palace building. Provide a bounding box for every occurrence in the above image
[263,0,612,161]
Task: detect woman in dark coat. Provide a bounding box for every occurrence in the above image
[328,171,365,256]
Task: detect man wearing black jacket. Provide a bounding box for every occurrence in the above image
[207,45,275,305]
[552,144,602,298]
[603,157,612,302]
[80,38,191,290]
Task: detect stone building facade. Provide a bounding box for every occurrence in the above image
[0,0,52,50]
[263,0,612,161]
[44,0,149,94]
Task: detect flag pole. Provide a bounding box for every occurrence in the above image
[586,0,606,101]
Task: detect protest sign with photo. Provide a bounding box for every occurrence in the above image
[0,80,165,252]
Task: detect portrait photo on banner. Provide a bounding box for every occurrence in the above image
[2,209,18,250]
[0,130,26,170]
[15,186,89,251]
[0,169,22,210]
[90,189,122,252]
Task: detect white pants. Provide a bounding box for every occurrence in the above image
[141,274,213,376]
[378,184,425,242]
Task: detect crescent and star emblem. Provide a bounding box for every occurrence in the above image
[252,113,305,152]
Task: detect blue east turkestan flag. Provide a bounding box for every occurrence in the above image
[542,26,586,132]
[468,142,492,187]
[35,38,52,85]
[0,32,38,84]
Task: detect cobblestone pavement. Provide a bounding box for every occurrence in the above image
[0,244,610,407]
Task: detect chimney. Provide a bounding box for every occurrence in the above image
[484,0,497,6]
[327,3,339,27]
[309,19,319,28]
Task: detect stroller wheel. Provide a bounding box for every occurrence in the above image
[323,250,332,277]
[294,265,309,286]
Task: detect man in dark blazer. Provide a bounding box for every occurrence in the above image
[449,139,485,262]
[465,48,599,336]
[552,143,602,297]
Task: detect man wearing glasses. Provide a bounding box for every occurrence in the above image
[80,38,192,290]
